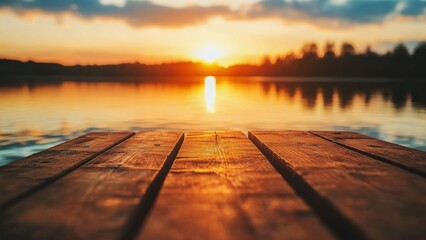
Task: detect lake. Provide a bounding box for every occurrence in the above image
[0,76,425,166]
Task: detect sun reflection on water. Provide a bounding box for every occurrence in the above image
[204,76,216,113]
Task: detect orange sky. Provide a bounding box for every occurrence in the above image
[0,0,425,66]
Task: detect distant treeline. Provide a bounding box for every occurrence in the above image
[0,42,425,79]
[253,41,426,78]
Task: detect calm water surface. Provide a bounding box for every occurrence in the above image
[0,76,425,166]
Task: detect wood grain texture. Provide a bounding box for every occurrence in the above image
[0,132,184,240]
[249,131,426,240]
[137,131,333,240]
[311,131,426,177]
[0,132,133,209]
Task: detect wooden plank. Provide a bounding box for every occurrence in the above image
[137,131,334,240]
[0,132,133,209]
[0,132,184,240]
[311,131,426,177]
[249,131,426,240]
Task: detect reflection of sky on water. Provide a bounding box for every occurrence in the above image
[0,77,425,166]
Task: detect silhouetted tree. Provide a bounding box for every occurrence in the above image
[301,42,318,59]
[324,42,336,59]
[262,55,272,66]
[283,52,297,63]
[413,42,426,59]
[393,43,409,57]
[260,55,274,75]
[341,42,355,57]
[364,45,378,57]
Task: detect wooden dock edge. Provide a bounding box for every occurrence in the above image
[0,131,424,240]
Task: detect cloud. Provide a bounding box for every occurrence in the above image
[0,0,232,27]
[398,0,426,16]
[0,0,425,28]
[246,0,426,24]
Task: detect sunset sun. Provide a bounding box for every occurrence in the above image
[196,45,225,63]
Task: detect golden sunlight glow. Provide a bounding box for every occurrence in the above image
[2,11,426,66]
[196,45,225,63]
[204,76,216,113]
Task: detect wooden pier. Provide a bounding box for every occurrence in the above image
[0,131,425,240]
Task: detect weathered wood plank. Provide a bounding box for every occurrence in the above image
[0,132,133,209]
[137,131,334,240]
[249,131,426,240]
[311,131,426,177]
[0,132,184,240]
